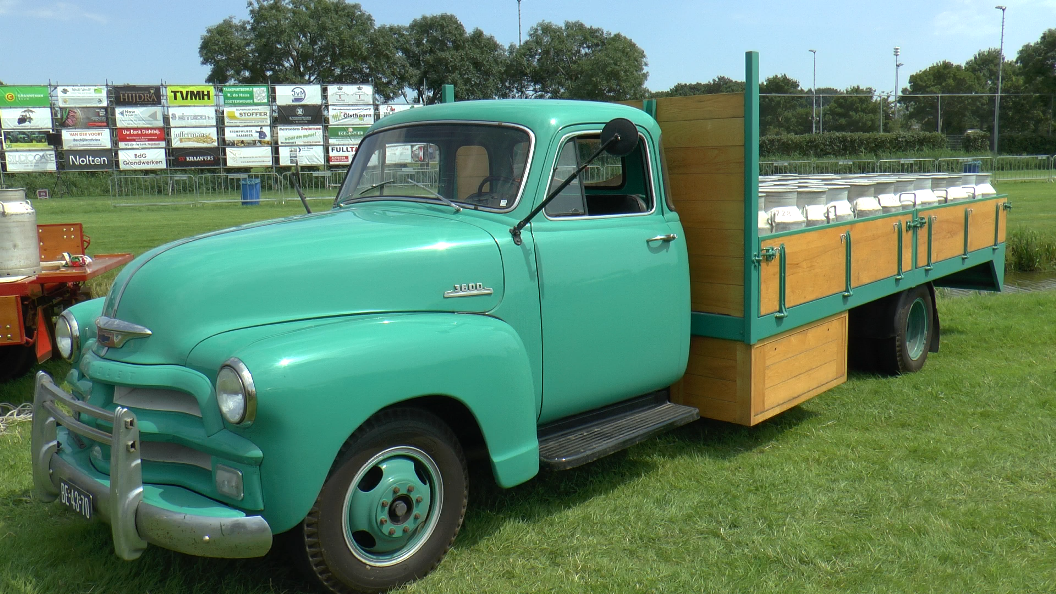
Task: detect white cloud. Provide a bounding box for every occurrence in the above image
[0,0,107,23]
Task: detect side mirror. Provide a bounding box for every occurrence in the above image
[601,118,638,157]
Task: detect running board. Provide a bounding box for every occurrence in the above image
[538,391,699,470]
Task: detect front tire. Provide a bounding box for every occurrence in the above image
[295,408,468,594]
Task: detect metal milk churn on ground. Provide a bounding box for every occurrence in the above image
[0,188,42,277]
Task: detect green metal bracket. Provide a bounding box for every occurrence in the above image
[894,220,904,280]
[753,246,780,266]
[841,231,853,297]
[906,216,928,230]
[441,84,455,103]
[994,201,1001,249]
[962,208,973,260]
[1002,202,1013,211]
[925,215,936,271]
[643,99,657,119]
[775,244,787,319]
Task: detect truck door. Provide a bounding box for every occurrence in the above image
[532,128,689,423]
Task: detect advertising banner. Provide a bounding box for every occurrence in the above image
[277,125,323,146]
[56,86,108,107]
[0,107,53,130]
[64,150,114,171]
[379,104,420,118]
[114,106,164,128]
[0,86,50,107]
[275,84,321,106]
[5,150,57,172]
[226,146,272,167]
[327,126,369,145]
[326,84,373,105]
[171,147,222,168]
[328,105,374,126]
[168,106,217,127]
[277,104,323,125]
[118,149,167,170]
[170,127,218,148]
[328,144,357,165]
[2,130,50,150]
[61,129,112,150]
[117,127,165,149]
[167,85,216,106]
[55,107,108,128]
[113,85,162,106]
[279,145,324,166]
[223,106,270,126]
[222,85,269,105]
[224,126,271,147]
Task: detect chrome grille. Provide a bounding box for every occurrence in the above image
[112,385,202,418]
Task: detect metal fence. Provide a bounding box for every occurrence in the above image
[760,155,1055,182]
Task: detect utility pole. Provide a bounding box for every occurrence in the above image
[994,5,1007,154]
[517,0,522,45]
[809,49,817,134]
[894,47,903,123]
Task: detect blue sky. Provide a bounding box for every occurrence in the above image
[0,0,1053,93]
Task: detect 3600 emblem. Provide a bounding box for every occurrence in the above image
[443,283,493,298]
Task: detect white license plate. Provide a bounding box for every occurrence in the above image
[59,479,93,521]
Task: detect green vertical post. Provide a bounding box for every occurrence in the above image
[743,51,760,344]
[441,84,455,104]
[643,98,657,120]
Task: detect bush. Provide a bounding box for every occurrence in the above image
[962,131,1056,155]
[1,172,112,198]
[1006,229,1056,272]
[760,132,948,158]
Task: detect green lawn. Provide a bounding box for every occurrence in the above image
[1,182,1055,593]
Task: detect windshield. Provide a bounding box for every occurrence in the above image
[335,123,532,211]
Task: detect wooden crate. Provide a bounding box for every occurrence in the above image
[673,312,848,425]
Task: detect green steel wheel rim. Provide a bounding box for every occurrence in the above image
[905,297,928,361]
[341,446,441,567]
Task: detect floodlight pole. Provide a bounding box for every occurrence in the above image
[809,49,817,134]
[517,0,522,45]
[994,5,1007,154]
[894,47,903,123]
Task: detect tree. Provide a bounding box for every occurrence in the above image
[759,74,810,135]
[966,48,1045,134]
[1015,29,1056,134]
[821,86,884,133]
[900,61,983,134]
[651,76,745,98]
[512,21,648,101]
[398,14,507,104]
[199,0,406,100]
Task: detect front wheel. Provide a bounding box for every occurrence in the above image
[294,408,468,594]
[878,285,935,375]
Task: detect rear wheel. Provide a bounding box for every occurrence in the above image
[878,285,934,375]
[294,408,468,594]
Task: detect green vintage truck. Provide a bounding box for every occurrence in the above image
[31,53,1007,593]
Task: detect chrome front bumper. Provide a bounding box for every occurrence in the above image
[30,371,272,560]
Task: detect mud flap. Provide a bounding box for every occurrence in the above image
[34,307,53,364]
[926,283,940,354]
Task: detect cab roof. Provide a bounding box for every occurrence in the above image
[369,99,659,139]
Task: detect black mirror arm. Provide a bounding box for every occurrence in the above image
[509,134,619,246]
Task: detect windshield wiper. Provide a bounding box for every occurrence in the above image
[405,179,461,213]
[355,178,397,197]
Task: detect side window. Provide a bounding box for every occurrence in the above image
[547,133,655,218]
[544,138,586,217]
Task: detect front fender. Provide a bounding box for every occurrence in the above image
[187,313,539,534]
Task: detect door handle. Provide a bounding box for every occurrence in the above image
[646,234,678,243]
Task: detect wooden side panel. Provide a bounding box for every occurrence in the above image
[615,100,644,110]
[653,93,747,319]
[968,200,999,252]
[929,204,970,263]
[655,94,744,122]
[759,226,845,316]
[680,313,848,426]
[0,295,25,345]
[38,223,85,261]
[681,335,751,425]
[751,313,847,424]
[849,216,905,287]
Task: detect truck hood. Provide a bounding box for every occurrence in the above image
[98,206,504,365]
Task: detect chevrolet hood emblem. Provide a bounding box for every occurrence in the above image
[95,316,152,348]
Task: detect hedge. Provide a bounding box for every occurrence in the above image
[964,131,1056,155]
[760,132,948,158]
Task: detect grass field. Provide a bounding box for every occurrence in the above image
[0,181,1054,593]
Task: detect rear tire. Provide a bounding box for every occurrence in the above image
[877,285,934,375]
[292,408,468,594]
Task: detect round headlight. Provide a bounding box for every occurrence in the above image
[55,310,79,361]
[216,358,256,426]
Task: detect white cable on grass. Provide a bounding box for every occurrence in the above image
[0,403,33,435]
